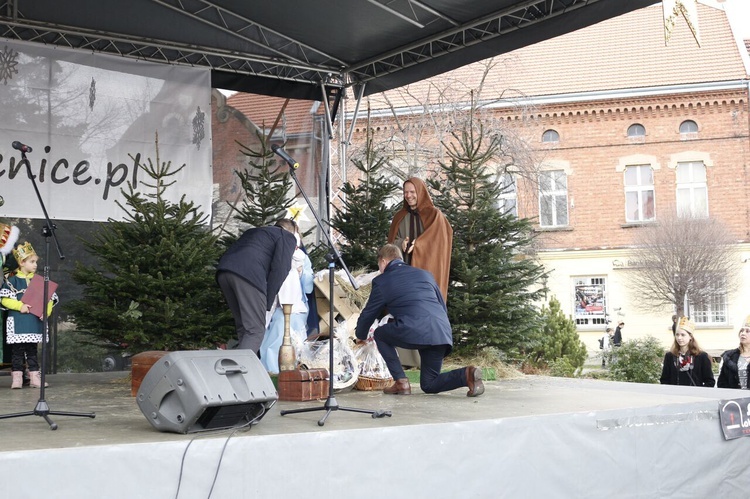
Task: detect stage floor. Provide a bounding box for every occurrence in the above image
[1,371,749,498]
[0,370,734,450]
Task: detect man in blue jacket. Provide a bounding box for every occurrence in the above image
[216,220,297,354]
[355,244,484,397]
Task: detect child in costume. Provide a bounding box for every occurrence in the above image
[0,222,20,283]
[0,222,20,370]
[0,242,58,389]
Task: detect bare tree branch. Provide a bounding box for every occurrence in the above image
[625,211,740,317]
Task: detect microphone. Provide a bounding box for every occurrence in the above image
[271,144,299,169]
[12,141,33,153]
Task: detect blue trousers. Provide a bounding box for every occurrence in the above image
[373,323,467,394]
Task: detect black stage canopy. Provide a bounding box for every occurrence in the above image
[0,0,658,100]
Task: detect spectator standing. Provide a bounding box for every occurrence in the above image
[659,317,715,387]
[717,318,750,389]
[600,327,612,367]
[613,321,624,347]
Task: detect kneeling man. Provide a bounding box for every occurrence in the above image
[355,244,484,397]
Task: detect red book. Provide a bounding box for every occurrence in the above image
[20,274,58,320]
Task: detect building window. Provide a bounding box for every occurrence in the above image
[627,123,646,137]
[539,170,568,227]
[624,165,655,222]
[688,281,728,325]
[679,120,698,134]
[542,129,559,143]
[574,277,608,327]
[497,174,517,217]
[676,161,708,218]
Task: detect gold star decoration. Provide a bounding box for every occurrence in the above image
[286,203,310,223]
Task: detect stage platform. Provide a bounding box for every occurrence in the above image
[0,371,747,498]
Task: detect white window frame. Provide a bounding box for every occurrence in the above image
[573,276,608,328]
[676,161,708,219]
[624,165,655,223]
[688,280,728,325]
[497,173,517,217]
[627,123,646,137]
[539,170,568,227]
[542,129,559,143]
[679,120,698,134]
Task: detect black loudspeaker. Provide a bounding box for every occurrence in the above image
[136,350,278,433]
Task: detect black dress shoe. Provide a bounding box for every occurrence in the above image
[383,378,411,395]
[466,366,484,397]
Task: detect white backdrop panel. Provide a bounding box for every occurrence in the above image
[0,39,212,221]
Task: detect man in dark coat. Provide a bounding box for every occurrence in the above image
[355,244,483,397]
[216,221,297,354]
[613,321,624,346]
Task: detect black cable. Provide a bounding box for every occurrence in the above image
[206,406,268,499]
[173,402,272,499]
[174,438,195,499]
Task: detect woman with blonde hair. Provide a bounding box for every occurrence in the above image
[659,317,715,387]
[717,317,750,389]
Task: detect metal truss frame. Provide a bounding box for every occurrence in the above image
[0,0,596,91]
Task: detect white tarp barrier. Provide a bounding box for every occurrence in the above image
[0,39,212,221]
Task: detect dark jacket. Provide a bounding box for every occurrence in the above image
[355,259,453,350]
[613,326,622,346]
[660,351,715,387]
[717,348,750,389]
[216,226,296,311]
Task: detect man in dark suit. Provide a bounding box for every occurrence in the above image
[216,220,297,354]
[355,244,484,396]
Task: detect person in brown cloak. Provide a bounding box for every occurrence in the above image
[387,177,453,302]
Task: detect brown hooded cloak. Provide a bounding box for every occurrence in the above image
[387,177,453,302]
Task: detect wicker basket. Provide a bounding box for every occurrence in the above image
[355,375,393,391]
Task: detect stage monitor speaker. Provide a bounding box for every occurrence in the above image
[136,350,278,434]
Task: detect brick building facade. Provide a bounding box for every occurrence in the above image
[211,3,750,353]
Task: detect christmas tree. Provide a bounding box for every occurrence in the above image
[68,135,233,353]
[533,296,587,374]
[430,109,548,357]
[330,128,399,271]
[226,131,295,238]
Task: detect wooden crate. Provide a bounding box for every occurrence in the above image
[277,368,329,401]
[130,350,170,396]
[315,278,359,336]
[314,279,359,337]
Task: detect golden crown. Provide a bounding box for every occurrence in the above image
[12,241,36,264]
[678,316,695,335]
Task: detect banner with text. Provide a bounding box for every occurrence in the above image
[0,39,212,221]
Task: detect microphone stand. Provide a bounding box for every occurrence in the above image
[278,161,391,426]
[0,146,95,430]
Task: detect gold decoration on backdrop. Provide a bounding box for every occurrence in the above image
[663,0,701,46]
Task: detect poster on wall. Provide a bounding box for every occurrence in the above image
[573,277,607,326]
[0,39,212,222]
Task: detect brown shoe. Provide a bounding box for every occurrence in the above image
[466,366,484,397]
[383,378,411,395]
